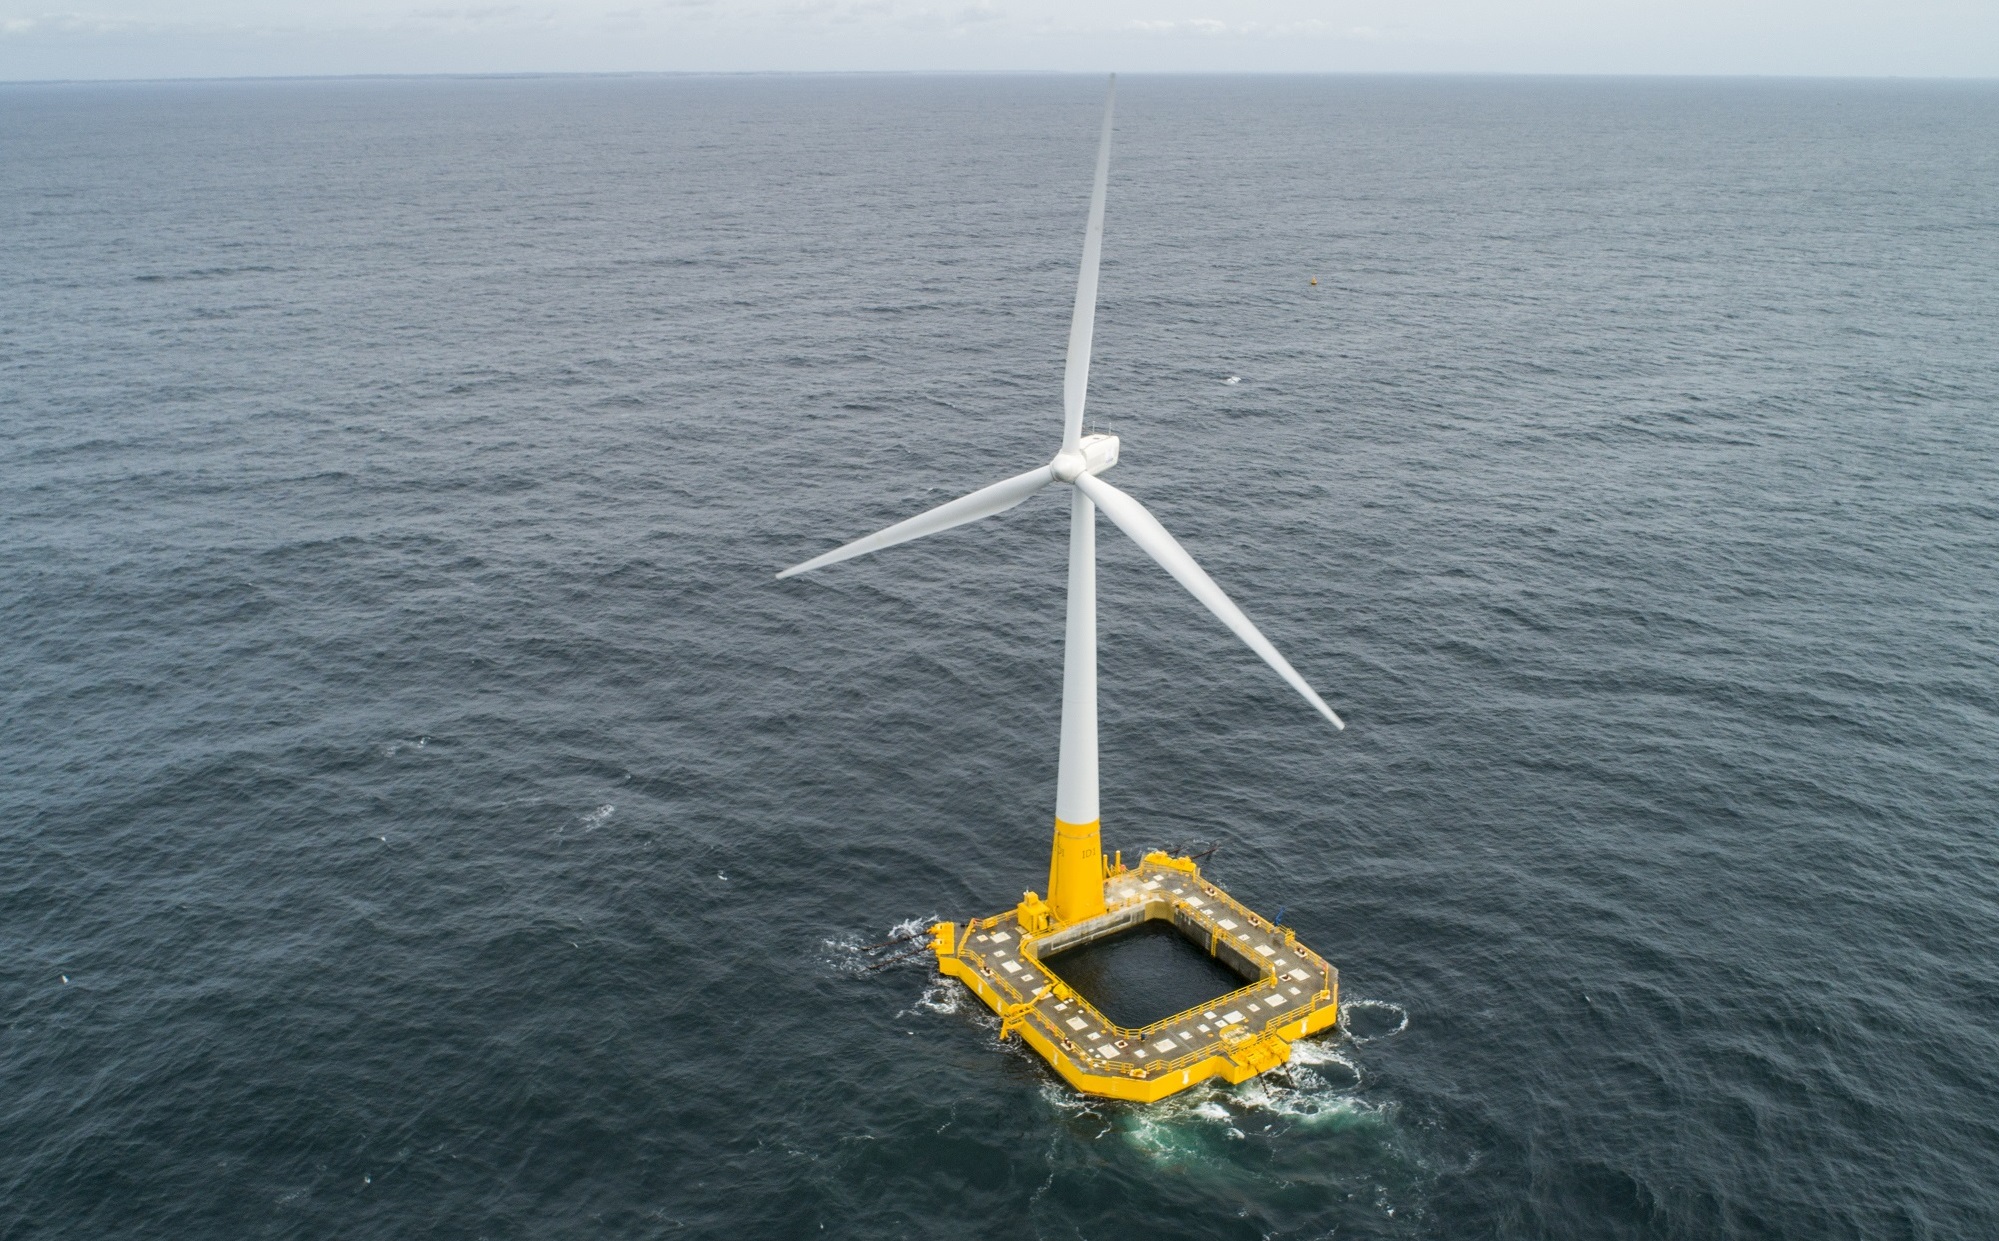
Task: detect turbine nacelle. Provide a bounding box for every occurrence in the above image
[1051,433,1119,483]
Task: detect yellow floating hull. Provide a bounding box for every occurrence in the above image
[932,853,1339,1102]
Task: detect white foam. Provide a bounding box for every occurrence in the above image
[1287,1036,1359,1072]
[1124,1100,1242,1155]
[1115,1086,1256,1155]
[821,913,943,977]
[1230,1068,1378,1127]
[1339,998,1410,1042]
[899,982,961,1017]
[1037,1081,1109,1135]
[1080,1008,1401,1157]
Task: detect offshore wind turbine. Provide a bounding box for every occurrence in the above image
[779,77,1341,923]
[779,79,1347,1099]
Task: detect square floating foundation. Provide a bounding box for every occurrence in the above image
[931,852,1339,1101]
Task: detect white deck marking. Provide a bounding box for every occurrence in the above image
[1067,1017,1087,1031]
[1153,1039,1177,1052]
[1255,945,1275,956]
[1267,993,1287,1007]
[1002,960,1022,973]
[1218,918,1238,930]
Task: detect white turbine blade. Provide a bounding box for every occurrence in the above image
[1060,76,1116,452]
[777,466,1056,579]
[1072,473,1343,727]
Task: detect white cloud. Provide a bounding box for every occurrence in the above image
[1124,18,1230,35]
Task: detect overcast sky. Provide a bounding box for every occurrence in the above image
[3,0,1994,81]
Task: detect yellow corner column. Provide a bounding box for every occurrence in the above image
[1047,817,1107,925]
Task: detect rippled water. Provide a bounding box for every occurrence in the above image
[4,74,1997,1239]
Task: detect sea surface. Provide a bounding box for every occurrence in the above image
[3,73,1996,1239]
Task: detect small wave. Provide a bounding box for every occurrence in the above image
[899,981,961,1017]
[822,915,941,977]
[1339,998,1409,1042]
[1100,1064,1372,1159]
[580,804,614,829]
[1232,1072,1378,1127]
[1038,1080,1106,1120]
[1037,1081,1118,1146]
[133,264,281,284]
[1135,1112,1226,1156]
[1119,1088,1244,1157]
[1104,1024,1386,1156]
[1288,1037,1364,1088]
[1190,1100,1231,1124]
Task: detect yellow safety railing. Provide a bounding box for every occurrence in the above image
[947,859,1337,1079]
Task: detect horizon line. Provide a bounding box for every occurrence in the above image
[6,68,1998,88]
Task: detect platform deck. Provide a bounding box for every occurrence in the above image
[933,855,1338,1100]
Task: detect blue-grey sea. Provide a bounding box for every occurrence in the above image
[3,73,1996,1239]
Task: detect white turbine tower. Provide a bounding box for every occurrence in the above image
[778,77,1341,928]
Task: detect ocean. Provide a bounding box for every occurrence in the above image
[3,72,1996,1238]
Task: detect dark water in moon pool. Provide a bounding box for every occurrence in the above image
[1042,922,1254,1030]
[3,73,1997,1239]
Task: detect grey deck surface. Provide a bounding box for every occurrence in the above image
[948,859,1337,1081]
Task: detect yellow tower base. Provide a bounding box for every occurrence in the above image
[931,852,1339,1102]
[1046,817,1107,925]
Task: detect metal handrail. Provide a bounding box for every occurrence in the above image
[949,860,1337,1079]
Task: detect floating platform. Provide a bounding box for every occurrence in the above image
[931,852,1338,1101]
